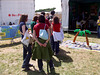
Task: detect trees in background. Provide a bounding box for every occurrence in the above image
[35,7,56,12]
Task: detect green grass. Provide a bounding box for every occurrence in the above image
[0,33,100,75]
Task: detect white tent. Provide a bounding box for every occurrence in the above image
[62,0,69,31]
[61,0,100,32]
[0,0,35,25]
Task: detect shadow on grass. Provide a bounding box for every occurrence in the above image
[27,70,46,75]
[24,65,60,75]
[26,69,59,75]
[52,48,73,67]
[0,41,21,48]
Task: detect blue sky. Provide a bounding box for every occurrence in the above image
[35,0,61,12]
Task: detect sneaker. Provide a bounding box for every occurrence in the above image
[28,64,33,67]
[23,67,31,71]
[39,69,44,72]
[22,65,26,68]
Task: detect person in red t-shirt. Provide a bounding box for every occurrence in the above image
[50,16,61,55]
[41,11,52,37]
[32,15,54,72]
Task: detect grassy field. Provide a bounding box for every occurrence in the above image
[0,32,100,75]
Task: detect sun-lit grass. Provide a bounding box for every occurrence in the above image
[0,32,100,75]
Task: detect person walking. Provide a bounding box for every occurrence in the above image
[19,14,32,70]
[32,15,54,72]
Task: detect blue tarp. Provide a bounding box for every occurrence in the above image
[0,25,21,40]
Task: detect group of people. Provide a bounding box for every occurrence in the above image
[9,22,15,25]
[1,22,15,25]
[19,11,62,72]
[76,11,100,38]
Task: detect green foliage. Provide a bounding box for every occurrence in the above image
[85,30,91,34]
[35,7,56,12]
[83,31,85,36]
[78,31,84,36]
[74,29,80,32]
[74,29,91,36]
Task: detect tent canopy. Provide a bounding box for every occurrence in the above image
[68,0,100,31]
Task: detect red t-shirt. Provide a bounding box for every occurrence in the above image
[45,19,51,27]
[33,23,49,38]
[52,23,61,32]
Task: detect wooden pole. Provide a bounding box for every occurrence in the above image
[85,32,89,46]
[73,31,80,43]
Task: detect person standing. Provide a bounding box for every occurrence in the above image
[49,10,55,20]
[9,22,12,25]
[19,14,32,70]
[50,16,61,55]
[31,16,38,33]
[97,14,100,38]
[76,18,81,29]
[30,16,38,49]
[46,13,50,20]
[32,15,54,72]
[41,11,51,28]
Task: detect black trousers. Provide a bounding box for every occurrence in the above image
[38,59,54,70]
